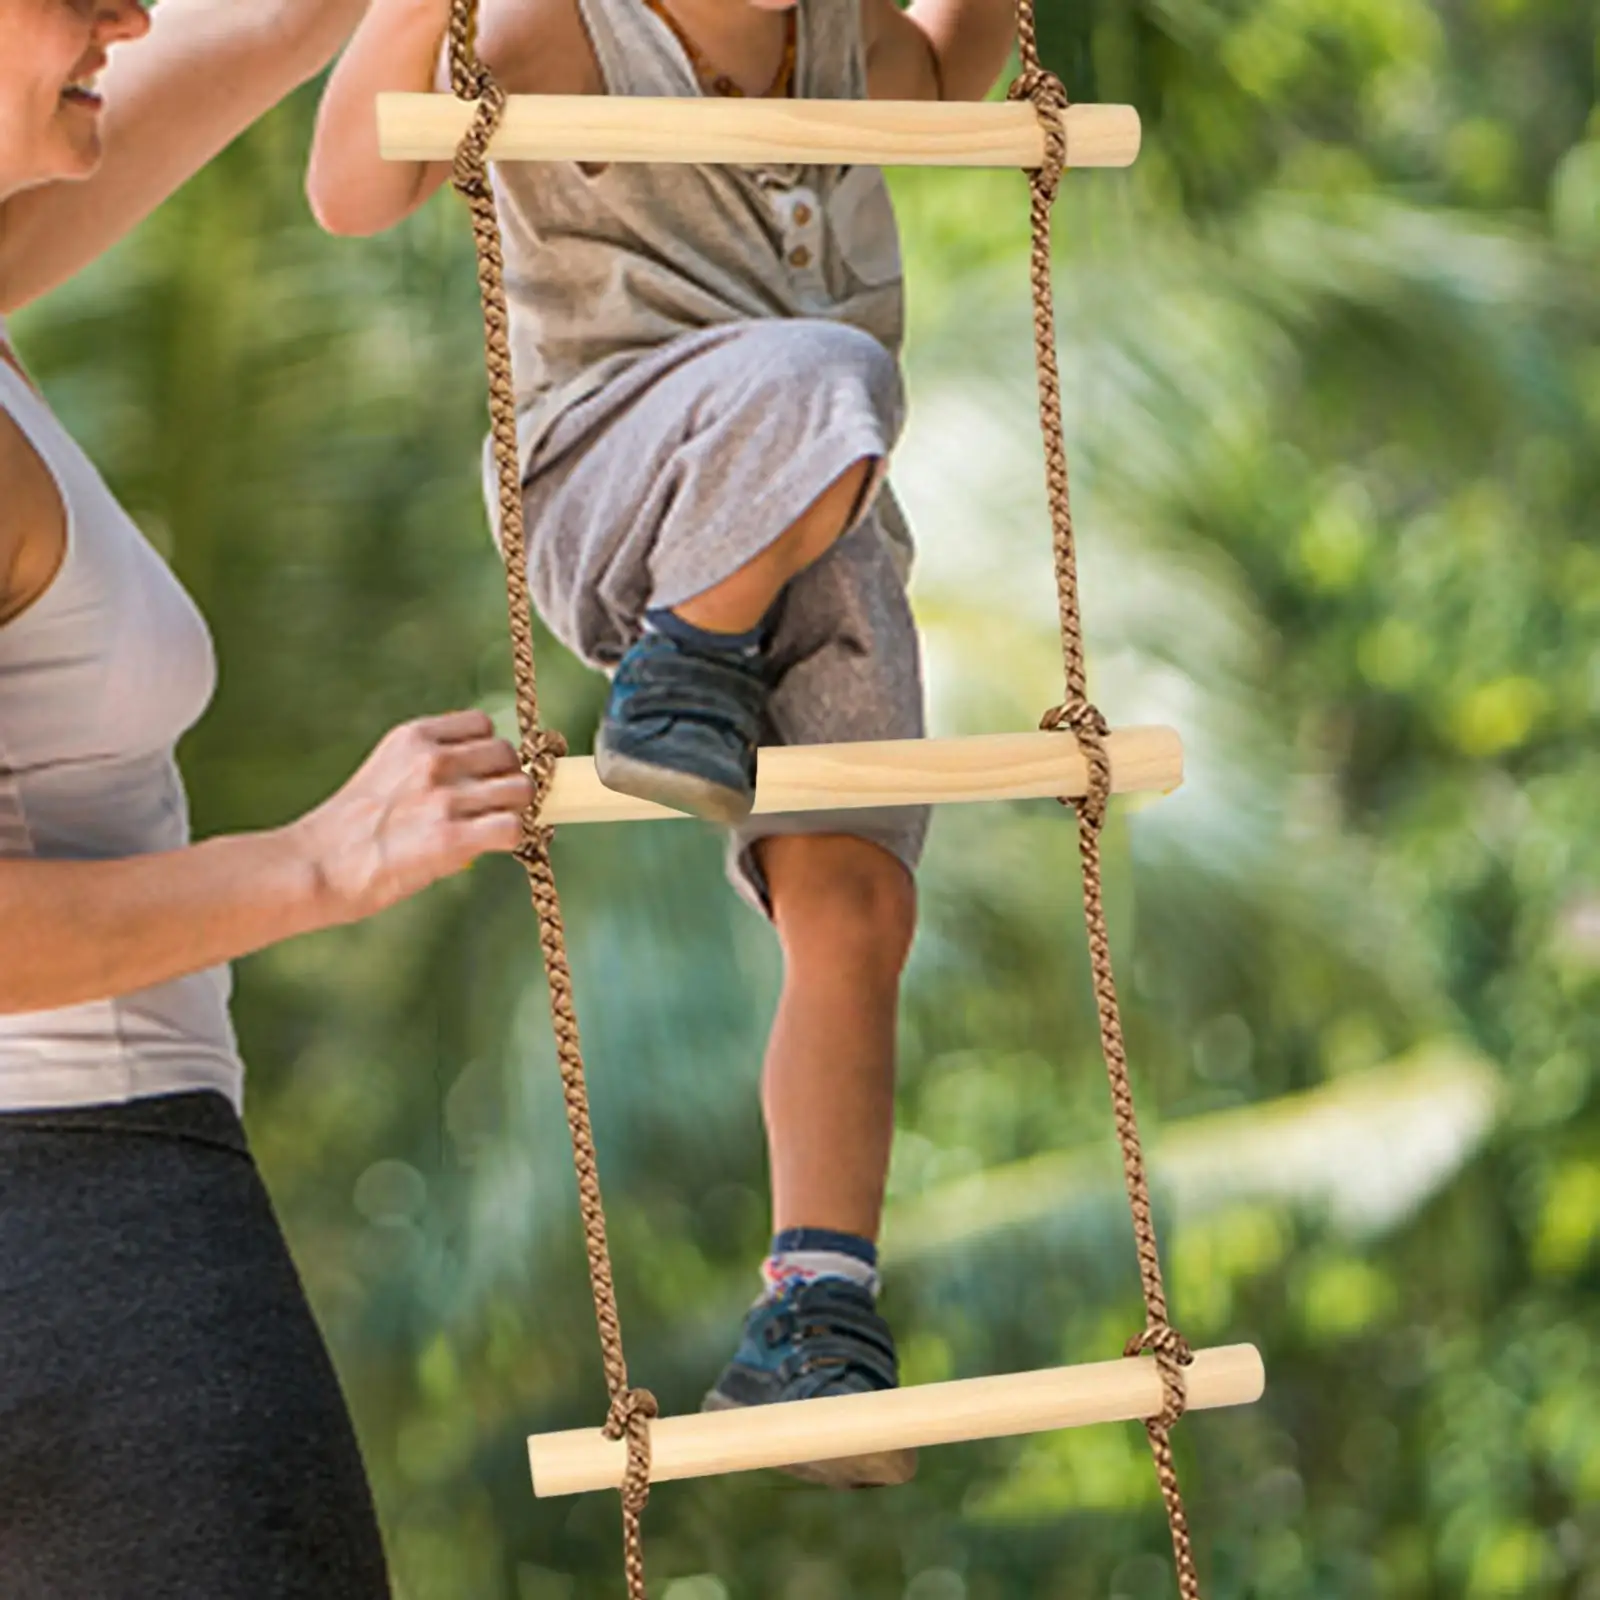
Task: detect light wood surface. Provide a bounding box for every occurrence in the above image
[377,95,1142,169]
[535,726,1182,826]
[527,1344,1264,1496]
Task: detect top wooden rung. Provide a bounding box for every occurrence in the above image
[376,95,1141,170]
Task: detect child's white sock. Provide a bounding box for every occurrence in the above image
[760,1226,880,1301]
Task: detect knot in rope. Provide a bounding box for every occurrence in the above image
[1040,699,1112,829]
[602,1386,659,1514]
[511,729,568,864]
[450,80,506,201]
[1008,67,1070,202]
[523,728,568,800]
[445,0,503,199]
[1125,1322,1195,1430]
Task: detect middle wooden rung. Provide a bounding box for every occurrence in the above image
[536,725,1183,825]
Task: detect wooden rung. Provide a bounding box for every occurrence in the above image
[377,94,1141,170]
[537,726,1181,826]
[528,1343,1264,1496]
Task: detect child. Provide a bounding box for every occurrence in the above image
[308,0,1017,1488]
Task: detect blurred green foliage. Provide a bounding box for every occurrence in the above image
[11,2,1599,1595]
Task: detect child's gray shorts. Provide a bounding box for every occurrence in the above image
[500,318,930,914]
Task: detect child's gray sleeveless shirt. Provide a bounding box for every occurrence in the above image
[491,0,907,474]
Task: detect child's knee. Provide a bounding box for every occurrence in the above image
[763,835,917,976]
[744,321,903,425]
[808,321,900,395]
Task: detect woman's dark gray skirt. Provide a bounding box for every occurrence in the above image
[0,1091,390,1598]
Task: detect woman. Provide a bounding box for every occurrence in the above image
[0,2,533,1594]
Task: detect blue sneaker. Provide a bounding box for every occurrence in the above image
[703,1279,918,1488]
[594,631,770,825]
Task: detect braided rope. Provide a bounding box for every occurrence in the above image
[1010,3,1202,1593]
[445,6,654,1595]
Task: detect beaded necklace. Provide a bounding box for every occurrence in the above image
[639,0,798,99]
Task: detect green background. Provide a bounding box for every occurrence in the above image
[13,1,1600,1594]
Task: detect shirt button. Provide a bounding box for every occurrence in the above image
[789,245,812,269]
[793,202,814,227]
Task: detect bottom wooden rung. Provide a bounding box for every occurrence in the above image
[528,1344,1264,1496]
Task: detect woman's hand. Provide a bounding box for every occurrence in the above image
[291,710,535,924]
[0,708,539,1015]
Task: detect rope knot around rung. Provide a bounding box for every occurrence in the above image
[450,79,506,200]
[1008,67,1070,200]
[1125,1322,1195,1429]
[523,728,568,795]
[511,729,568,863]
[602,1386,659,1513]
[1040,698,1113,828]
[446,12,506,200]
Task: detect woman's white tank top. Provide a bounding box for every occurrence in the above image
[0,319,244,1111]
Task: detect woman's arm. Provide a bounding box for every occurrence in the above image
[307,0,591,238]
[0,711,534,1014]
[863,0,1017,104]
[0,0,369,313]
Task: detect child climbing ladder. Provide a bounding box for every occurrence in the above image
[310,0,1020,1486]
[312,0,1259,1594]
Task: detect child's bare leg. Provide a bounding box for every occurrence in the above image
[672,457,877,635]
[757,832,914,1238]
[702,830,919,1487]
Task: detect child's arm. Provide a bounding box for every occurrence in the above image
[306,0,458,238]
[306,0,595,238]
[863,0,1017,104]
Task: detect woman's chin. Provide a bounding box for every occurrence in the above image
[48,122,105,183]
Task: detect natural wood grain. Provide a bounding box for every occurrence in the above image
[377,95,1142,169]
[528,1344,1264,1495]
[534,726,1182,826]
